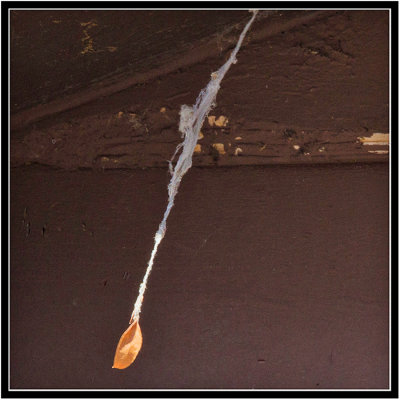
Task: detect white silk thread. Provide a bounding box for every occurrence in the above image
[131,10,259,323]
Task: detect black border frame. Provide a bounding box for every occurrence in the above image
[3,1,398,398]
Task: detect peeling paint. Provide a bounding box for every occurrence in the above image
[368,150,389,155]
[234,147,243,156]
[293,145,300,150]
[208,115,228,127]
[80,21,97,27]
[198,132,204,140]
[80,21,97,55]
[128,113,143,130]
[358,133,389,146]
[212,143,226,155]
[159,107,166,113]
[194,144,202,153]
[235,136,242,141]
[208,116,216,126]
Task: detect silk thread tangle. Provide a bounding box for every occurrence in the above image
[131,10,259,323]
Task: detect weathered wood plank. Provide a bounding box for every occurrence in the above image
[10,10,389,168]
[10,164,389,388]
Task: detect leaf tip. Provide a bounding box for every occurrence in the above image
[113,320,143,370]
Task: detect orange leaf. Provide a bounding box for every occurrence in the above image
[112,320,142,369]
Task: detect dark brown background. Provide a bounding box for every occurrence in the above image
[10,9,389,390]
[10,164,389,389]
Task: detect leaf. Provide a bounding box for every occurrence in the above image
[112,320,142,369]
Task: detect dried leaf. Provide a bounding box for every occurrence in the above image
[112,320,142,369]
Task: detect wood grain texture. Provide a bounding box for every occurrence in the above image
[10,10,389,168]
[10,11,328,130]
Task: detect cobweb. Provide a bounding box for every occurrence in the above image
[131,10,259,323]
